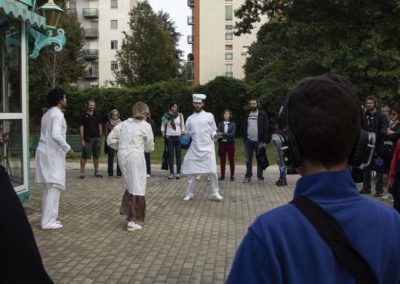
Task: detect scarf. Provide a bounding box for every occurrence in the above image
[110,117,121,126]
[162,111,179,130]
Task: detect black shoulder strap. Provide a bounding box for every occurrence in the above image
[290,196,378,284]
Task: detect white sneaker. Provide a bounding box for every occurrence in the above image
[168,174,174,179]
[42,223,63,230]
[212,193,223,201]
[183,195,193,201]
[146,174,150,178]
[382,193,393,200]
[127,222,142,231]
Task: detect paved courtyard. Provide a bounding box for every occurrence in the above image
[24,164,387,283]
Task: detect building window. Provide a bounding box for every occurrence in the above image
[225,32,233,40]
[111,60,118,71]
[110,20,118,30]
[225,52,233,60]
[111,0,118,8]
[225,44,233,51]
[111,40,118,50]
[225,64,233,77]
[225,6,233,21]
[225,25,233,30]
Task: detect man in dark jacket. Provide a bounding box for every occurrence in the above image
[242,99,270,183]
[360,96,388,197]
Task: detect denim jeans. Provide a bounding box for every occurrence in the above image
[107,148,121,176]
[244,140,263,179]
[363,164,383,193]
[144,153,151,175]
[166,136,182,175]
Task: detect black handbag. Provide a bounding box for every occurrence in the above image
[161,140,169,170]
[256,147,270,170]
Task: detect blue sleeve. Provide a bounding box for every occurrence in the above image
[226,228,274,283]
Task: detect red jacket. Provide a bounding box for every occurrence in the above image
[388,140,400,183]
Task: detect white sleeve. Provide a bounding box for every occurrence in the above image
[210,114,217,138]
[144,123,155,153]
[51,115,71,153]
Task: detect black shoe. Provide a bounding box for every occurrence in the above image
[230,176,234,182]
[242,177,251,183]
[275,179,287,187]
[359,189,371,194]
[219,176,225,181]
[374,192,385,198]
[257,177,264,183]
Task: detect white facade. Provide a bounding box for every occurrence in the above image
[190,0,264,85]
[66,0,137,88]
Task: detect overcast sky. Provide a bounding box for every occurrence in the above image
[148,0,192,59]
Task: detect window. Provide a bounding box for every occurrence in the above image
[111,40,118,50]
[111,0,118,8]
[225,44,233,51]
[225,64,233,77]
[110,20,118,30]
[111,60,118,71]
[225,52,233,60]
[225,32,233,40]
[225,6,233,21]
[225,25,233,31]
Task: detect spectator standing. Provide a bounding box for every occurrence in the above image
[274,106,288,186]
[105,109,122,177]
[227,75,400,283]
[181,94,223,201]
[161,102,185,179]
[107,102,154,231]
[79,100,103,179]
[145,112,156,177]
[217,110,236,181]
[241,99,270,183]
[359,96,388,197]
[35,88,73,230]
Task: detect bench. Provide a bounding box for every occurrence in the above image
[30,134,83,153]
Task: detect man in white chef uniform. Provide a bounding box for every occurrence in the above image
[181,94,223,201]
[35,88,73,230]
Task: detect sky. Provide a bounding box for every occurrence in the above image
[148,0,192,60]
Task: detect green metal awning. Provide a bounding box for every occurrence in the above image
[0,0,45,28]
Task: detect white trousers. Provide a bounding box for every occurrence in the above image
[41,184,61,228]
[186,173,220,196]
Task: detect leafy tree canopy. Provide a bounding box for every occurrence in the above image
[114,1,179,87]
[235,0,400,114]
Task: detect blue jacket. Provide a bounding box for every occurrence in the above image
[226,170,400,283]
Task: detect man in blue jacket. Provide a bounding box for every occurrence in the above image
[227,75,400,283]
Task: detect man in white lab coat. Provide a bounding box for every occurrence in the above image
[35,88,73,230]
[181,94,223,201]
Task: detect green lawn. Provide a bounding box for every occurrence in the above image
[68,136,277,165]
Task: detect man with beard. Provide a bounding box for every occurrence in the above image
[242,98,270,183]
[360,96,388,196]
[181,94,223,201]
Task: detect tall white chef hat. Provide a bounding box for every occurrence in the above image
[192,93,206,103]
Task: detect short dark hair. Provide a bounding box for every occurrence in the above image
[287,74,360,168]
[47,87,66,107]
[169,102,178,109]
[366,95,378,106]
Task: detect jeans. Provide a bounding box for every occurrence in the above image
[219,143,235,178]
[144,153,151,175]
[166,136,181,175]
[363,164,383,193]
[244,140,263,179]
[107,148,121,176]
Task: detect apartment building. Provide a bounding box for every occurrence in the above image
[66,0,137,88]
[187,0,264,85]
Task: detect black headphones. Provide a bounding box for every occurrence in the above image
[272,110,376,169]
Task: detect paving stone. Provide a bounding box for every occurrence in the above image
[26,165,298,282]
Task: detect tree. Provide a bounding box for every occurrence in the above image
[114,1,179,87]
[235,0,400,113]
[157,11,183,64]
[29,1,85,129]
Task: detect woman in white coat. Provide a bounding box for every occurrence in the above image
[107,102,154,231]
[35,88,73,230]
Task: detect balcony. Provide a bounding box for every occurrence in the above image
[84,28,99,38]
[187,35,194,44]
[187,16,194,25]
[82,49,99,60]
[84,68,99,79]
[187,53,194,62]
[187,0,194,7]
[82,8,99,18]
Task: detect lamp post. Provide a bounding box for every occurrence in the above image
[29,0,67,59]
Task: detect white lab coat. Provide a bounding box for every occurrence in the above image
[35,107,71,190]
[107,118,154,196]
[182,111,218,175]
